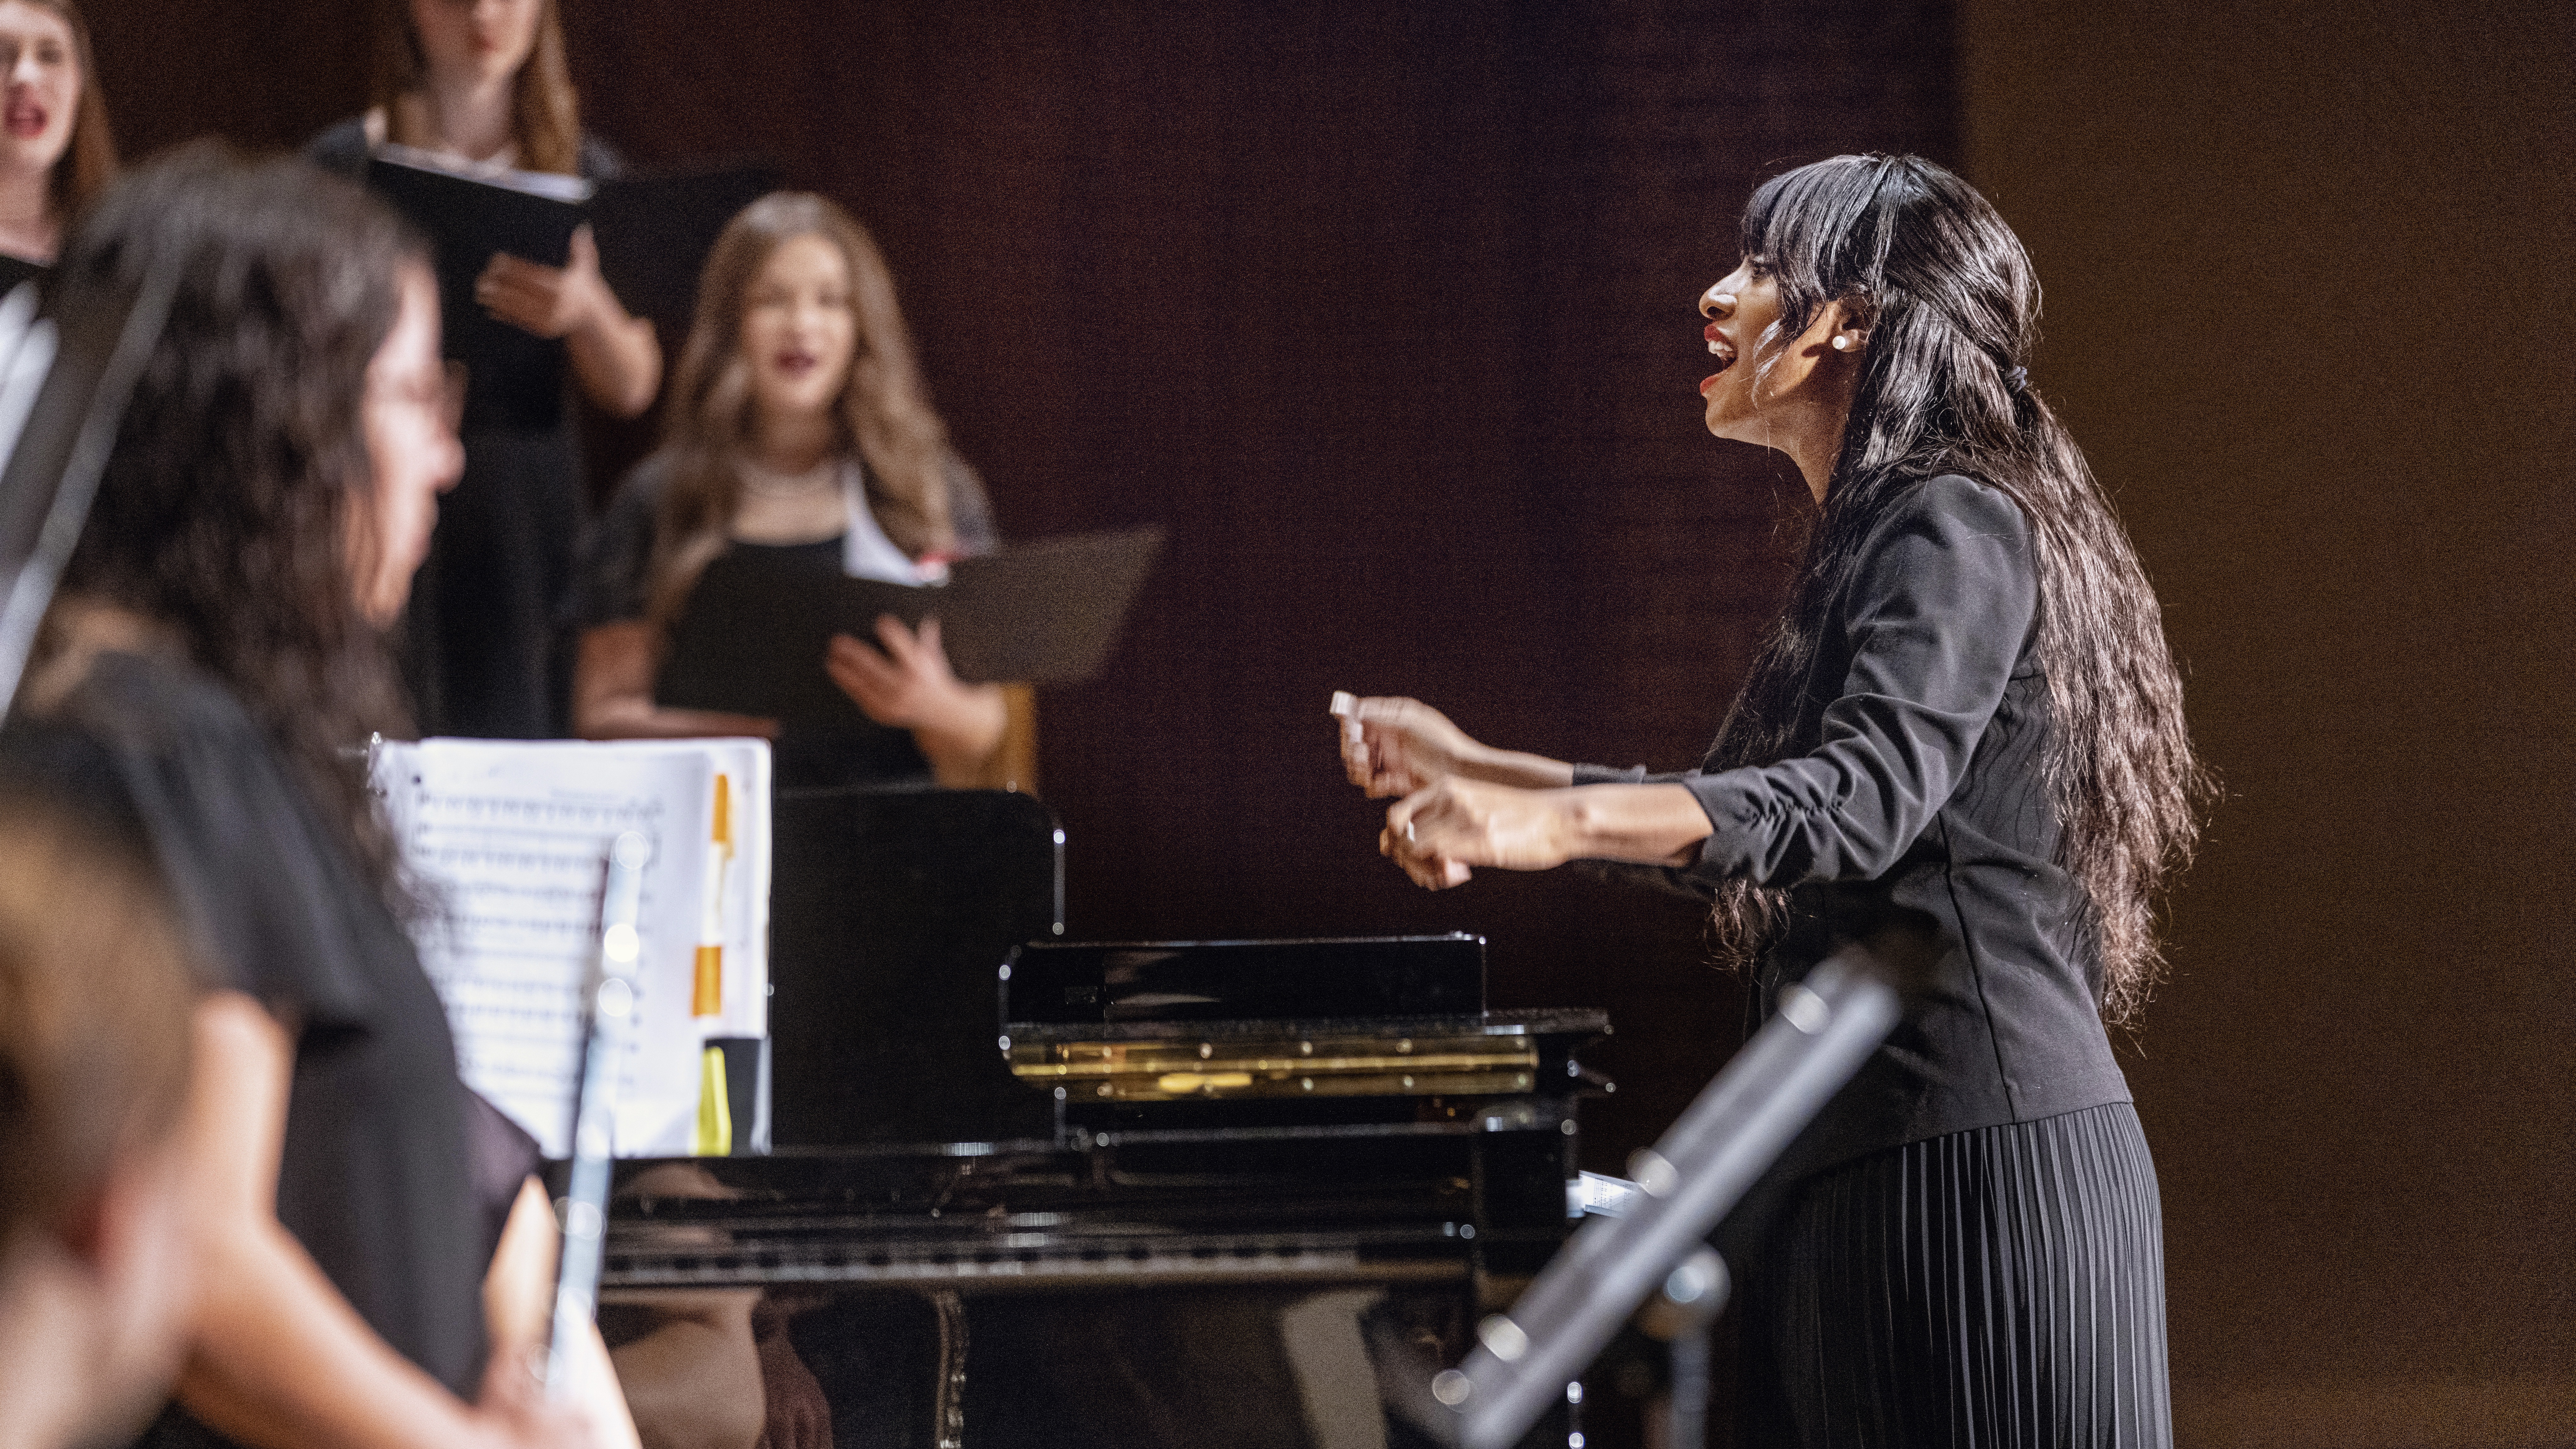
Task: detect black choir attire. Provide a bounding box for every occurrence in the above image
[0,252,45,297]
[566,447,999,790]
[310,120,625,739]
[1577,474,2170,1446]
[1,647,535,1448]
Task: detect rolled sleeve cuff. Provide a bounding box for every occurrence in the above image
[1675,767,1772,883]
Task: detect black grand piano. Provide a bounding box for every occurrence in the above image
[590,788,1609,1449]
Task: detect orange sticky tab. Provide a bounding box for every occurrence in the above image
[711,773,732,852]
[692,944,723,1016]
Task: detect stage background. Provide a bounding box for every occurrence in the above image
[81,1,2572,1444]
[1958,1,2574,1443]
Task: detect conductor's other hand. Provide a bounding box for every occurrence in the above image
[828,615,976,732]
[478,225,615,341]
[1330,693,1484,798]
[1380,777,1577,891]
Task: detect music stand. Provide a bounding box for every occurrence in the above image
[547,831,652,1399]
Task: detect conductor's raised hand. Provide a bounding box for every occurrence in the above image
[1380,778,1580,891]
[477,225,616,342]
[1330,694,1486,798]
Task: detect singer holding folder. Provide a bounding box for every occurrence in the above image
[0,0,114,284]
[1336,157,2207,1448]
[567,192,1010,790]
[5,150,631,1449]
[312,0,660,740]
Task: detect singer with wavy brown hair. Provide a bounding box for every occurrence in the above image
[569,192,1007,789]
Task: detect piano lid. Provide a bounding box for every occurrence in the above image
[1004,934,1484,1028]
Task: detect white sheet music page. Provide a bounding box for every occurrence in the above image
[373,737,772,1157]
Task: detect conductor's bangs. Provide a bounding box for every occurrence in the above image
[1739,156,1896,317]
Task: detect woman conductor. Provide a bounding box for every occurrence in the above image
[1336,154,2206,1446]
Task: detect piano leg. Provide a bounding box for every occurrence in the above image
[925,1289,967,1449]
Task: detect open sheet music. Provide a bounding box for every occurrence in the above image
[373,737,772,1158]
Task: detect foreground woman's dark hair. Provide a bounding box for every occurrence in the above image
[47,142,421,891]
[1705,153,2209,1021]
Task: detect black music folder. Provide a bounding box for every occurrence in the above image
[367,145,591,272]
[0,254,44,301]
[587,163,780,338]
[364,150,776,371]
[666,526,1164,719]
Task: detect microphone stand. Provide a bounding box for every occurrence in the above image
[0,262,185,718]
[546,830,652,1400]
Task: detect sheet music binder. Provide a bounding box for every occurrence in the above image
[662,525,1165,728]
[365,146,591,272]
[364,153,774,306]
[372,736,774,1159]
[0,256,43,302]
[362,151,778,422]
[586,163,780,339]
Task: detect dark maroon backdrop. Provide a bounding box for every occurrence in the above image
[86,3,1954,1441]
[85,0,1951,1141]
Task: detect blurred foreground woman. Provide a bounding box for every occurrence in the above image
[1340,154,2204,1447]
[9,146,632,1449]
[0,794,197,1449]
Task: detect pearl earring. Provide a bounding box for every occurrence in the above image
[1831,336,1852,351]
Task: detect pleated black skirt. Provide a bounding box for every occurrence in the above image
[1739,1102,2172,1448]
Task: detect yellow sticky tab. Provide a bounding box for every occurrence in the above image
[694,1045,732,1157]
[712,773,733,852]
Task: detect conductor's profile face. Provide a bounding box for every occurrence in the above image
[407,0,542,88]
[1697,259,1786,439]
[740,232,857,425]
[0,0,78,180]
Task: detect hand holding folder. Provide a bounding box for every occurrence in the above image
[660,526,1166,727]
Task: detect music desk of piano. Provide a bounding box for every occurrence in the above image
[592,789,1611,1449]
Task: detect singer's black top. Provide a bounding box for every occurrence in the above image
[1,648,533,1446]
[1575,474,2129,1176]
[566,447,999,789]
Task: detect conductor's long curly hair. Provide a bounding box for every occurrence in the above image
[1707,154,2210,1023]
[49,145,421,895]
